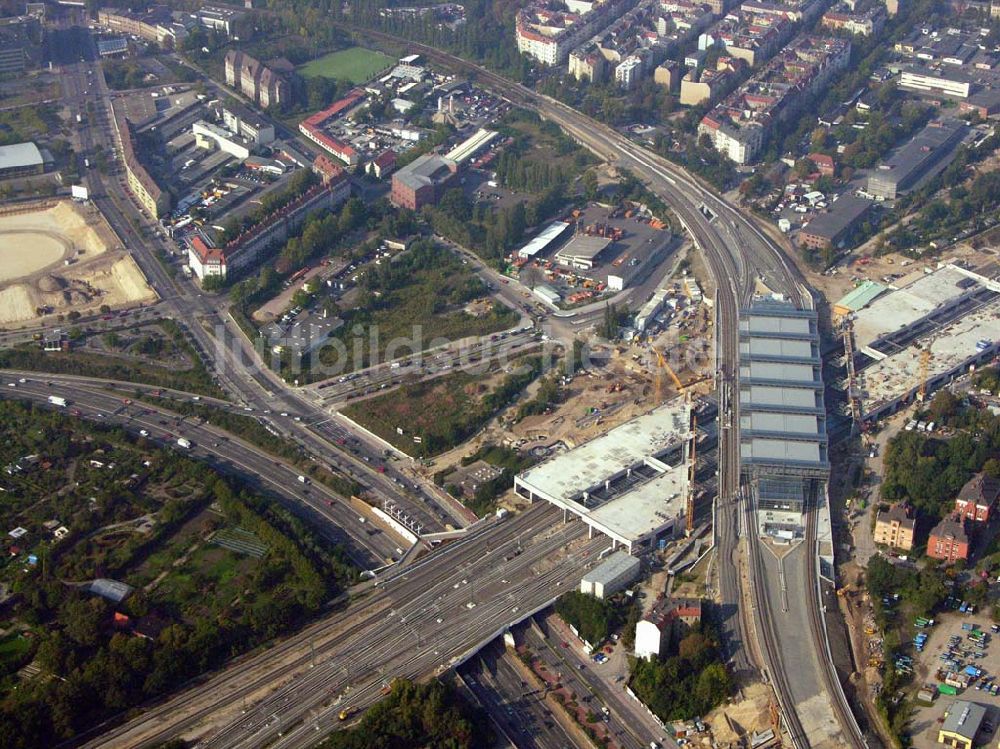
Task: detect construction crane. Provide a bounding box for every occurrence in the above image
[654,349,684,403]
[917,347,932,402]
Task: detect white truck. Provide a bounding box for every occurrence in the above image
[176,437,192,449]
[297,475,309,484]
[48,395,67,407]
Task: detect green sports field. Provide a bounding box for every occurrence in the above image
[298,47,394,83]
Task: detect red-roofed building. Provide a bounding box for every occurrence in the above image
[634,596,703,659]
[312,155,345,184]
[367,150,397,180]
[187,236,227,281]
[928,516,970,564]
[299,90,366,166]
[955,474,1000,523]
[807,152,835,176]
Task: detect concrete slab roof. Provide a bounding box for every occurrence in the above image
[515,399,691,544]
[586,468,687,542]
[517,401,690,505]
[863,299,1000,415]
[853,265,978,351]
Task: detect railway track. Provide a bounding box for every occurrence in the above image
[804,485,869,749]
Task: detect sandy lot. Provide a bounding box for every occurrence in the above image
[0,200,157,326]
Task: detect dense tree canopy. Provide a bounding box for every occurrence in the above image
[317,679,492,749]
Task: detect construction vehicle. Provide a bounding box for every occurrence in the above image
[338,709,351,721]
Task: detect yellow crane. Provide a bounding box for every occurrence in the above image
[654,349,684,403]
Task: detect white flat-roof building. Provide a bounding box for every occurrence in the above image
[517,221,571,259]
[514,399,693,552]
[579,551,640,599]
[555,234,612,269]
[192,120,251,160]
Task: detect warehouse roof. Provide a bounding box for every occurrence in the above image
[740,336,815,359]
[741,313,813,336]
[740,360,817,382]
[800,194,871,241]
[740,384,822,410]
[870,119,965,189]
[941,700,985,741]
[834,280,887,313]
[741,437,824,465]
[517,221,570,259]
[0,141,42,170]
[741,411,822,435]
[393,153,456,192]
[556,234,612,262]
[581,550,640,586]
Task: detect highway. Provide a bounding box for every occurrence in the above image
[81,503,605,749]
[0,375,400,568]
[460,641,590,749]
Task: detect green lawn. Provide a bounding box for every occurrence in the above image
[298,47,394,83]
[0,633,31,665]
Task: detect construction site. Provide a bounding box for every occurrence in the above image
[0,199,155,326]
[837,261,1000,427]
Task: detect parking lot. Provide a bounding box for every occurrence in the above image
[909,606,1000,748]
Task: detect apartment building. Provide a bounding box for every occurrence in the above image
[98,6,189,49]
[699,35,851,163]
[873,503,915,551]
[821,4,886,35]
[224,50,289,110]
[928,516,970,564]
[569,46,608,81]
[955,473,1000,523]
[112,104,170,219]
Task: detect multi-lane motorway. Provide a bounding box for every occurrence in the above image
[0,373,403,567]
[82,503,604,749]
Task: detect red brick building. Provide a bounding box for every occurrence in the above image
[955,473,1000,523]
[390,153,458,211]
[928,516,970,564]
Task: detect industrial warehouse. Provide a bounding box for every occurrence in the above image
[843,262,1000,422]
[514,399,694,552]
